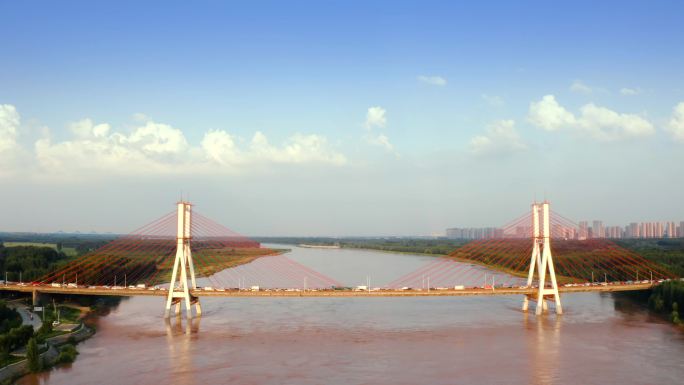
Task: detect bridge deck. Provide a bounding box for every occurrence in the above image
[0,283,655,298]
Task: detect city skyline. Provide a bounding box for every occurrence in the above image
[1,1,684,236]
[448,219,684,240]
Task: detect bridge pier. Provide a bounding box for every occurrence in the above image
[164,201,201,318]
[32,289,39,307]
[522,202,563,315]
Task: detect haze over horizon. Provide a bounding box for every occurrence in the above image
[1,1,684,236]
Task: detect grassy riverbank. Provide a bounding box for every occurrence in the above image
[257,237,467,256]
[0,295,119,384]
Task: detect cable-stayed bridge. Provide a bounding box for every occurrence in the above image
[0,201,676,317]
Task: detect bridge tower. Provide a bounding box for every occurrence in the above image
[164,201,201,318]
[522,201,563,315]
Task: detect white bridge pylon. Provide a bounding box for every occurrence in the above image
[164,201,201,318]
[522,201,563,315]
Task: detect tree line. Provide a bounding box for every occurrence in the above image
[0,244,69,282]
[648,280,684,324]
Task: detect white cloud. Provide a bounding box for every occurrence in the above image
[365,133,394,151]
[528,95,576,131]
[248,131,346,165]
[570,80,593,94]
[417,75,447,86]
[481,94,504,107]
[528,95,654,141]
[364,106,386,129]
[0,104,20,153]
[469,120,527,156]
[666,102,684,142]
[70,118,111,139]
[128,121,189,155]
[201,129,241,166]
[202,130,346,166]
[32,117,345,177]
[363,106,394,152]
[577,104,654,141]
[620,87,641,96]
[35,120,188,175]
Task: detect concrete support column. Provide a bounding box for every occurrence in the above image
[164,201,200,318]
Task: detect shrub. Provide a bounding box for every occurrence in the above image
[57,344,78,364]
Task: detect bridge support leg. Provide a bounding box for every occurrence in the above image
[164,201,201,318]
[32,289,39,307]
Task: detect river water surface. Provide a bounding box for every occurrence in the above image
[19,245,684,385]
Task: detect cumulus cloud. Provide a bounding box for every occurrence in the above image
[128,121,189,155]
[363,106,394,152]
[364,106,386,129]
[528,95,654,141]
[620,87,641,96]
[469,120,527,156]
[35,119,190,174]
[0,104,20,153]
[70,118,111,139]
[528,95,576,131]
[577,104,654,141]
[570,80,593,94]
[666,102,684,142]
[202,130,346,166]
[417,75,447,86]
[23,112,346,178]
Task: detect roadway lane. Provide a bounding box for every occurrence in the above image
[8,301,42,330]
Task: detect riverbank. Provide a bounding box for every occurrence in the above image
[0,322,94,385]
[340,244,447,257]
[0,300,102,384]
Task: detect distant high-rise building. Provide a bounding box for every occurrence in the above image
[680,221,684,237]
[645,222,653,238]
[579,221,588,240]
[592,220,604,238]
[667,222,676,238]
[628,222,639,238]
[607,226,622,238]
[655,222,664,238]
[446,227,503,240]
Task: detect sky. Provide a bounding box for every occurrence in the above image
[1,0,684,236]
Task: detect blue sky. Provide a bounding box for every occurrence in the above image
[1,1,683,235]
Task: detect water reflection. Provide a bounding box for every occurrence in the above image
[524,313,562,385]
[165,315,201,336]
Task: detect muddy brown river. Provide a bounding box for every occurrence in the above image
[18,245,684,385]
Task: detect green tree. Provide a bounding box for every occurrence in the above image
[0,335,9,362]
[57,344,78,364]
[26,337,41,372]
